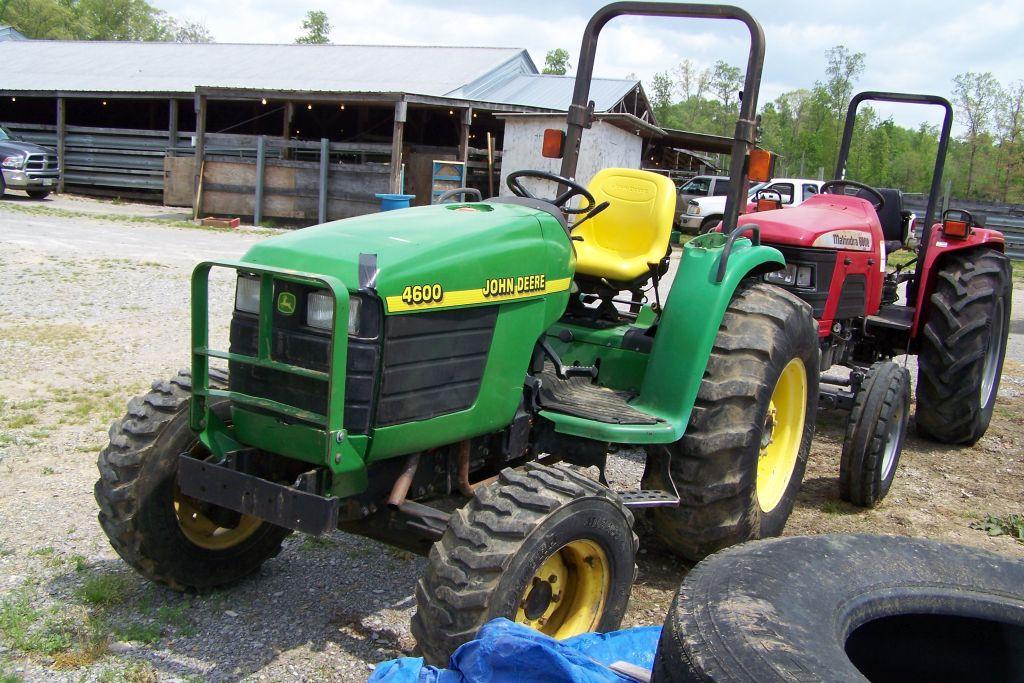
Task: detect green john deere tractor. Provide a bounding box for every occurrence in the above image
[95,2,818,663]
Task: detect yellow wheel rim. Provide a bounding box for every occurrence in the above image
[514,540,609,639]
[756,358,808,513]
[173,485,262,551]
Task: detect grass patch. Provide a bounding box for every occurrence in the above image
[2,414,37,430]
[0,666,21,683]
[0,591,74,655]
[971,513,1024,543]
[111,621,161,645]
[54,386,130,426]
[821,500,860,515]
[76,573,130,607]
[300,535,339,550]
[40,466,55,476]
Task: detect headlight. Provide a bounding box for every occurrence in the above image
[686,201,700,216]
[1,155,24,169]
[306,290,336,331]
[235,274,261,313]
[764,264,813,288]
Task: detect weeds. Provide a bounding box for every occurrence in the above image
[971,513,1024,543]
[76,574,130,607]
[821,500,859,515]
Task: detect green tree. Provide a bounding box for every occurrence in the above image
[951,71,1002,197]
[2,0,210,41]
[295,9,331,44]
[995,79,1024,202]
[542,48,570,75]
[650,71,675,123]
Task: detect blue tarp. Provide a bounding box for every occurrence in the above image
[369,619,661,683]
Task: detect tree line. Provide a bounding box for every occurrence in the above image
[645,47,1023,203]
[0,0,212,42]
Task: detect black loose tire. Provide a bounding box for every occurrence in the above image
[0,174,5,199]
[839,361,910,507]
[916,249,1012,444]
[652,534,1024,682]
[26,190,50,200]
[411,463,637,666]
[94,371,290,591]
[641,282,818,561]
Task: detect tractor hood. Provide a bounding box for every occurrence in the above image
[239,201,574,314]
[739,194,881,251]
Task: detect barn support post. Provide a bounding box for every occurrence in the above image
[318,137,330,224]
[458,107,472,165]
[167,99,179,157]
[55,97,66,194]
[254,135,266,226]
[193,94,207,208]
[282,101,294,160]
[390,99,407,193]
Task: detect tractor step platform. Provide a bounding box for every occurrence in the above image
[537,366,658,425]
[866,304,915,332]
[617,489,680,508]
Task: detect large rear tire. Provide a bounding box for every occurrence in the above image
[411,463,637,666]
[652,535,1024,682]
[642,282,818,562]
[95,371,290,591]
[916,249,1012,444]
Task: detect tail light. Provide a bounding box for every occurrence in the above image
[941,209,974,239]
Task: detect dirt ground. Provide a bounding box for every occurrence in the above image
[0,194,1021,682]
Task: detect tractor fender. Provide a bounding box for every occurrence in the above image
[631,235,786,442]
[910,225,1006,338]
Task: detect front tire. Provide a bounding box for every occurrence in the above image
[95,371,290,591]
[916,249,1012,444]
[411,463,637,665]
[698,216,720,234]
[840,361,910,507]
[642,282,818,561]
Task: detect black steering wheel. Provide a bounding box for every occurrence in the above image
[820,180,885,211]
[506,170,596,215]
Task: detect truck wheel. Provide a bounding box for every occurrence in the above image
[411,463,637,665]
[0,174,5,199]
[26,190,50,200]
[651,534,1024,682]
[839,361,910,507]
[95,371,290,591]
[642,282,818,561]
[916,249,1012,444]
[698,216,720,234]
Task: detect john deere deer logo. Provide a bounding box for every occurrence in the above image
[277,292,296,315]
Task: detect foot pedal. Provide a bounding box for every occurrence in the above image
[617,489,680,508]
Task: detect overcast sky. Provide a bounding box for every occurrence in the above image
[159,0,1023,129]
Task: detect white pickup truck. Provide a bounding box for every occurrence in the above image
[677,177,825,233]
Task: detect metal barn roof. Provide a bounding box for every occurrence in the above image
[0,41,532,97]
[452,73,639,113]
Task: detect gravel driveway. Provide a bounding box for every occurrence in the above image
[1,195,1022,682]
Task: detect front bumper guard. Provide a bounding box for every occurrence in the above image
[178,453,339,535]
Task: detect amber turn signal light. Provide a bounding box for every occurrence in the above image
[748,149,775,183]
[541,129,565,159]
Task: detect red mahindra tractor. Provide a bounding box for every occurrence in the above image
[737,92,1012,507]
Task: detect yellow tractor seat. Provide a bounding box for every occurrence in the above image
[571,168,677,284]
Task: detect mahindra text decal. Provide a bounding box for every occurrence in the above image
[811,230,872,251]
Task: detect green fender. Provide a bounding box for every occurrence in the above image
[540,233,784,444]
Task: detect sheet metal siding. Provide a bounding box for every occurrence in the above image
[903,195,1024,260]
[0,41,525,97]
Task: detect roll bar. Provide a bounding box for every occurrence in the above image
[834,91,954,257]
[560,2,766,235]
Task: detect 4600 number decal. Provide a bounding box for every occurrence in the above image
[401,283,444,306]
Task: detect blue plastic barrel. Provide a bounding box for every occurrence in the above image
[375,193,416,211]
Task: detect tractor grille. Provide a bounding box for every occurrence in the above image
[766,245,837,318]
[226,282,495,432]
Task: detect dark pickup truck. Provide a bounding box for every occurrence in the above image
[0,125,59,199]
